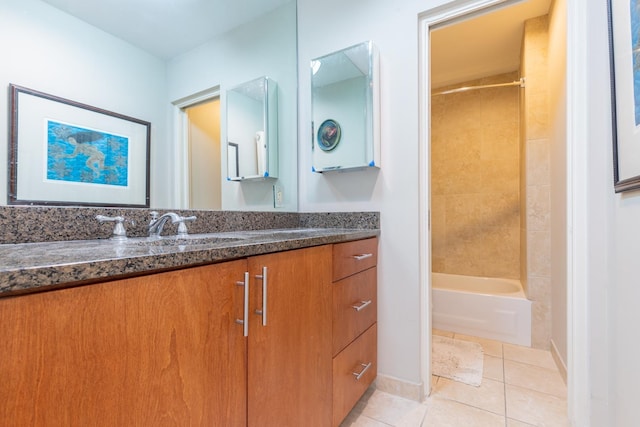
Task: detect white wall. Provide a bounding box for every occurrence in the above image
[0,0,168,207]
[593,0,640,423]
[298,0,454,390]
[166,3,297,211]
[572,0,617,424]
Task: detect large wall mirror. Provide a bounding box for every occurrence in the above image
[0,0,298,212]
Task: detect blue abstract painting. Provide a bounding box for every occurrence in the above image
[46,121,129,186]
[631,0,640,125]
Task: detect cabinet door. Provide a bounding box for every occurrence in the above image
[247,245,333,427]
[0,261,247,426]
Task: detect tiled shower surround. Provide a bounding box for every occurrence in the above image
[431,13,553,351]
[431,71,521,280]
[521,15,552,350]
[0,206,379,244]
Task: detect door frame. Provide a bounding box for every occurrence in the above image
[418,1,585,421]
[171,86,221,209]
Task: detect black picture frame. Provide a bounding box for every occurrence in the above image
[608,0,640,192]
[8,84,151,207]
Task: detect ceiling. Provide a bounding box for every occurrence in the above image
[40,0,291,60]
[431,0,552,88]
[41,0,551,82]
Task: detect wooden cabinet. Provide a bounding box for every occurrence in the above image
[247,245,333,427]
[0,261,248,426]
[331,238,378,426]
[0,239,375,426]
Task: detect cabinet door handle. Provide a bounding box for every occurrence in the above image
[352,362,372,381]
[351,300,372,312]
[254,266,268,326]
[352,253,373,261]
[235,272,249,337]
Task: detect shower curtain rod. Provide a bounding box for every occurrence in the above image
[431,77,525,96]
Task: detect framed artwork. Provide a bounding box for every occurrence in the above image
[8,84,151,207]
[609,0,640,192]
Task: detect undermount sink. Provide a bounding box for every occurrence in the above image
[131,229,327,248]
[242,228,322,238]
[134,235,245,247]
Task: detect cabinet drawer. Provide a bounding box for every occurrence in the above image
[332,324,377,427]
[333,267,377,356]
[333,238,378,281]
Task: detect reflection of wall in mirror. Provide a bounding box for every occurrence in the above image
[313,76,367,170]
[227,93,263,178]
[186,98,221,210]
[167,2,296,210]
[255,131,267,176]
[0,0,167,206]
[1,0,297,210]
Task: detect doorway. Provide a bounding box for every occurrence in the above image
[184,97,222,210]
[172,86,223,210]
[419,0,567,405]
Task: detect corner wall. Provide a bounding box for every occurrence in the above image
[521,14,552,350]
[548,0,568,374]
[297,0,457,397]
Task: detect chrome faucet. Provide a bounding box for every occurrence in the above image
[96,214,127,240]
[148,211,196,237]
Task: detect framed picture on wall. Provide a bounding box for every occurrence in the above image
[8,84,151,207]
[608,0,640,192]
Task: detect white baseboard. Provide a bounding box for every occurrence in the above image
[375,374,425,402]
[550,339,567,384]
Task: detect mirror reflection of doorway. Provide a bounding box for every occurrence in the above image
[184,97,221,210]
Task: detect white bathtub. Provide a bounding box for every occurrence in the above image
[432,273,532,346]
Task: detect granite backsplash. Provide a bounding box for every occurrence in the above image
[0,206,379,244]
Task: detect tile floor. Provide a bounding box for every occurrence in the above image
[340,330,570,427]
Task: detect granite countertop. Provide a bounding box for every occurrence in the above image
[0,228,379,297]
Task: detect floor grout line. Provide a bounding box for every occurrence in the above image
[502,343,508,427]
[343,331,568,427]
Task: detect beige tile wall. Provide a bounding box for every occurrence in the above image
[431,14,552,351]
[522,15,551,350]
[431,72,521,279]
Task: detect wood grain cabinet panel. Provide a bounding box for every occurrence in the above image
[247,245,333,427]
[332,267,377,356]
[331,237,378,426]
[0,238,375,426]
[0,261,248,426]
[332,238,378,282]
[332,324,378,427]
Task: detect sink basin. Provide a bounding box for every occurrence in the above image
[134,235,245,247]
[242,228,323,239]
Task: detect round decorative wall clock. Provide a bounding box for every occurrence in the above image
[317,119,341,151]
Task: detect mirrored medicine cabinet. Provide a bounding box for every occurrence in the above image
[311,41,380,173]
[226,76,278,181]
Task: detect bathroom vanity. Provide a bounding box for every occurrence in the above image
[0,224,377,426]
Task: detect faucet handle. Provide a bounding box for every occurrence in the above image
[96,215,127,240]
[149,211,159,224]
[175,215,196,237]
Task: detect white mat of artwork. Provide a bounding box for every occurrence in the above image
[432,335,484,387]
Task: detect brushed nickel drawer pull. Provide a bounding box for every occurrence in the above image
[351,300,372,312]
[254,266,268,326]
[352,253,373,261]
[235,272,249,337]
[352,362,372,380]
